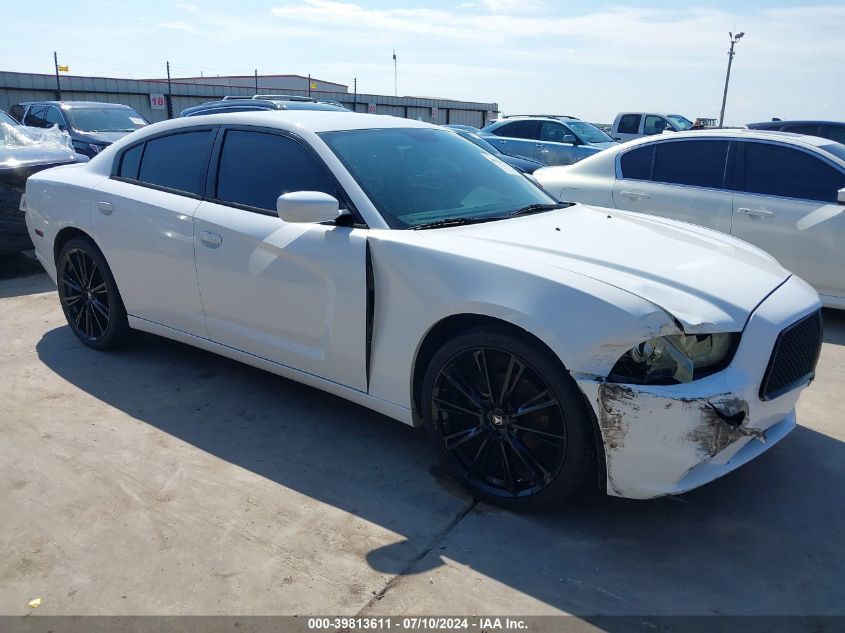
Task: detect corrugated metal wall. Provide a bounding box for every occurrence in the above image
[0,71,498,128]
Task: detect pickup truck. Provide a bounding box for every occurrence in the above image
[479,116,617,166]
[610,112,694,142]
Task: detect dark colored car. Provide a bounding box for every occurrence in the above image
[445,125,545,174]
[0,123,88,254]
[10,101,149,158]
[180,98,348,117]
[746,120,845,144]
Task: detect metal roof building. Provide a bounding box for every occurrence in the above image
[0,71,499,127]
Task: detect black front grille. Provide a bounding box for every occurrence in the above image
[760,310,823,401]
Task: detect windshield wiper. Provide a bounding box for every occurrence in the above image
[507,202,571,217]
[411,216,504,230]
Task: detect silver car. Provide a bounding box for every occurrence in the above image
[480,116,617,166]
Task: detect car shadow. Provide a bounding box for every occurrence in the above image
[35,326,845,616]
[0,252,55,299]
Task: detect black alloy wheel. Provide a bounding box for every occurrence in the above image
[422,326,594,509]
[57,236,130,349]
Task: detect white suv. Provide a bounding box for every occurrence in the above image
[610,112,694,142]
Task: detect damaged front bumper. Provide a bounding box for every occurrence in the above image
[577,275,821,500]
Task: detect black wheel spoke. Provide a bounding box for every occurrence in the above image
[467,436,492,479]
[506,431,552,483]
[497,354,525,405]
[91,298,110,320]
[499,440,518,494]
[511,423,565,446]
[441,367,485,411]
[433,396,484,419]
[62,277,84,294]
[473,348,494,403]
[443,425,485,451]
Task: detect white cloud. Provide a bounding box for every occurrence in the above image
[159,21,194,30]
[175,2,199,10]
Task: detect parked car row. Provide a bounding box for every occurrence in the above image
[533,129,845,308]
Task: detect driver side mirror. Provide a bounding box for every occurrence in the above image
[839,187,845,205]
[562,134,577,145]
[276,191,349,224]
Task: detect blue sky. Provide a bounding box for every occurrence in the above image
[3,0,843,124]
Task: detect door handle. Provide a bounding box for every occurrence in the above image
[97,201,114,215]
[620,190,650,200]
[200,231,223,248]
[738,207,774,218]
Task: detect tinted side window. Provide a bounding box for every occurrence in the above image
[617,114,641,134]
[652,140,729,188]
[137,131,212,195]
[539,121,569,143]
[10,104,24,121]
[215,131,337,212]
[45,106,65,128]
[508,120,540,139]
[620,145,654,180]
[742,142,845,202]
[643,115,669,135]
[491,122,518,137]
[25,105,50,128]
[118,144,143,180]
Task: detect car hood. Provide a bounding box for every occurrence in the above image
[499,154,545,173]
[0,145,83,170]
[423,204,791,332]
[73,130,133,145]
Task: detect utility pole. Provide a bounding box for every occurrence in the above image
[308,73,311,98]
[719,31,745,128]
[353,77,357,112]
[254,69,258,94]
[393,49,397,97]
[53,51,62,100]
[166,61,173,119]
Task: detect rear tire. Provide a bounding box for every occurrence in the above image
[56,236,130,350]
[421,325,595,510]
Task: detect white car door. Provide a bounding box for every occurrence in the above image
[731,140,845,301]
[193,128,369,391]
[611,139,734,234]
[92,129,215,337]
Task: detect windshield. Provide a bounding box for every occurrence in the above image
[321,128,556,229]
[65,107,148,133]
[0,111,18,126]
[568,121,614,144]
[666,115,694,131]
[455,130,500,154]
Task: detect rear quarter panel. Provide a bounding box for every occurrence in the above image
[25,165,106,282]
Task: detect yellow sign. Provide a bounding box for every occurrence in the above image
[310,82,317,89]
[57,65,69,72]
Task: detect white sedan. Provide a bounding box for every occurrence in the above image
[24,112,822,508]
[533,129,845,309]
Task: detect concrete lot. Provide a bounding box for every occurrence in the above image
[1,250,843,619]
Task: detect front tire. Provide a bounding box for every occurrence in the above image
[57,236,130,350]
[421,326,595,510]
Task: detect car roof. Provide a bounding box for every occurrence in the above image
[132,110,434,136]
[20,101,134,109]
[747,120,844,127]
[612,128,839,149]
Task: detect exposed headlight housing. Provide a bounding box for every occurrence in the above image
[609,332,739,385]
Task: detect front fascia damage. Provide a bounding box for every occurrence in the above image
[576,275,821,499]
